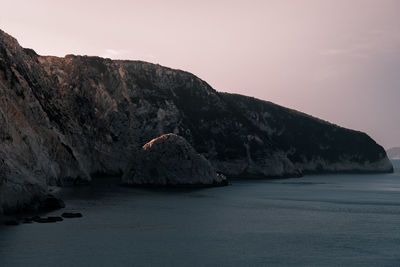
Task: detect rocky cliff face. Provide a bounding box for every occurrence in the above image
[0,31,88,213]
[0,29,393,213]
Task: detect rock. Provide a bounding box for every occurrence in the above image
[39,195,65,211]
[47,216,63,222]
[122,134,227,186]
[61,212,82,218]
[32,216,62,223]
[22,218,33,224]
[4,220,19,226]
[31,216,41,222]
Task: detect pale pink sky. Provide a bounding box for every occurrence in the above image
[1,0,399,148]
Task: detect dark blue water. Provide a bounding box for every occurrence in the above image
[1,160,400,267]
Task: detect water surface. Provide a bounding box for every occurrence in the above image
[1,160,399,266]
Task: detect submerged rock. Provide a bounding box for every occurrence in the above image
[32,216,62,223]
[61,212,82,218]
[47,216,63,222]
[122,134,227,186]
[4,220,19,226]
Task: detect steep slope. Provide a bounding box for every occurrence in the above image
[220,94,393,174]
[0,30,88,213]
[0,29,393,213]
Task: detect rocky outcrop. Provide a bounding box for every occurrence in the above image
[0,29,393,213]
[387,147,400,159]
[122,134,226,186]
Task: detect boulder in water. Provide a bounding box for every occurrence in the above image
[122,134,227,186]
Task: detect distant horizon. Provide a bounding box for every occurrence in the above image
[2,0,399,148]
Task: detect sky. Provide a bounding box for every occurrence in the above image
[1,0,399,148]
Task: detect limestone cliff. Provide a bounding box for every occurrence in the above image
[0,29,393,213]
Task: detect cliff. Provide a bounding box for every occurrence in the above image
[0,29,393,213]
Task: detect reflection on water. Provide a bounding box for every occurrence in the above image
[0,160,399,267]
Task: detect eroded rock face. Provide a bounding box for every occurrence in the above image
[0,30,89,213]
[0,29,394,213]
[122,134,226,186]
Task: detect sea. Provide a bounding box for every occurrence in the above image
[1,160,399,267]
